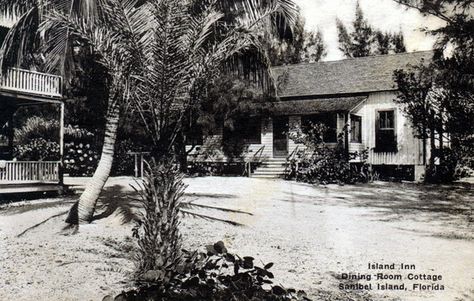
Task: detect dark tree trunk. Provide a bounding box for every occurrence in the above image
[429,126,436,166]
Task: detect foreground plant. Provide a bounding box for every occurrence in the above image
[132,160,185,287]
[117,240,310,301]
[113,160,310,300]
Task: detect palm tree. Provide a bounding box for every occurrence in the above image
[0,0,100,73]
[1,0,298,223]
[0,0,130,224]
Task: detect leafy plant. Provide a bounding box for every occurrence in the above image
[14,116,59,145]
[115,240,310,301]
[13,138,60,161]
[287,122,374,184]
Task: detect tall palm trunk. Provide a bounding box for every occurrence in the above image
[66,102,120,224]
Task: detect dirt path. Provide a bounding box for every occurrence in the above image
[0,177,473,301]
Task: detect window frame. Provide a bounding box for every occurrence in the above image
[375,109,397,153]
[301,113,338,143]
[350,114,362,143]
[223,117,262,145]
[242,117,262,144]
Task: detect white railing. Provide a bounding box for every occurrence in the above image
[0,161,60,184]
[0,68,62,98]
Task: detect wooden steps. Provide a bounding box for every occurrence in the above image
[251,158,287,178]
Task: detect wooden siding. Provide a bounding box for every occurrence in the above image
[187,118,273,162]
[187,93,426,166]
[352,91,426,165]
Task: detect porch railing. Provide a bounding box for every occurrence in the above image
[245,145,265,177]
[0,161,60,184]
[0,68,62,98]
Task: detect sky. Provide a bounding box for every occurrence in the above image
[295,0,446,61]
[0,0,445,62]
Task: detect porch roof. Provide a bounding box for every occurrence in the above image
[270,96,367,115]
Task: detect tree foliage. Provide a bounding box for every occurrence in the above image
[267,14,327,65]
[337,1,407,57]
[393,0,474,181]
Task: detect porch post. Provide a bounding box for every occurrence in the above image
[344,113,350,156]
[59,101,65,185]
[7,110,14,156]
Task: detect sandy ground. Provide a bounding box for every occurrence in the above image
[0,177,473,301]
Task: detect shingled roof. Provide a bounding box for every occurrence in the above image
[272,51,433,98]
[270,96,367,115]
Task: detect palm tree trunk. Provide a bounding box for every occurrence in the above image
[66,102,120,224]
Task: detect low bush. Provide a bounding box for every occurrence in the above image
[13,117,100,176]
[13,138,60,161]
[423,148,472,183]
[287,123,375,184]
[187,162,246,176]
[114,241,310,301]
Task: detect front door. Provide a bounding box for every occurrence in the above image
[273,116,289,157]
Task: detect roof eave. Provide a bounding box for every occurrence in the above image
[278,89,396,100]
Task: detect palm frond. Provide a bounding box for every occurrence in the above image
[0,0,37,19]
[0,6,39,72]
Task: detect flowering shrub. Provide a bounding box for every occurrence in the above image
[13,138,60,161]
[64,141,100,176]
[13,117,101,176]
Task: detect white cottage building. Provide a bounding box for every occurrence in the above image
[187,51,433,181]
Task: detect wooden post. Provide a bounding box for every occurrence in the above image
[134,154,138,177]
[140,153,144,178]
[344,113,350,156]
[59,101,65,185]
[7,109,14,157]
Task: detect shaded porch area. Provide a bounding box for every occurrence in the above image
[186,95,368,177]
[0,68,64,194]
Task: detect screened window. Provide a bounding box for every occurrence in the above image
[375,110,397,152]
[301,113,337,143]
[350,115,362,143]
[223,117,261,144]
[242,118,261,144]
